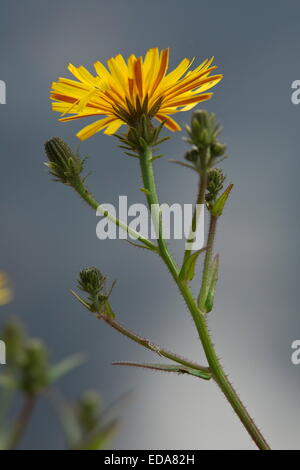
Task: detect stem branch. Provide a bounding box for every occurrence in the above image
[99,313,211,380]
[74,179,157,251]
[138,143,270,450]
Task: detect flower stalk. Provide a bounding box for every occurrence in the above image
[47,85,272,448]
[137,141,271,450]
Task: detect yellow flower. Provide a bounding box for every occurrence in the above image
[0,272,12,306]
[50,48,223,141]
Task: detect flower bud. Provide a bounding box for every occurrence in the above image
[76,390,102,434]
[1,320,26,366]
[78,267,106,297]
[77,268,115,317]
[185,110,227,170]
[19,339,49,395]
[184,149,200,165]
[44,137,85,186]
[206,168,226,205]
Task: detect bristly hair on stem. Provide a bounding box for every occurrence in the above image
[46,105,271,450]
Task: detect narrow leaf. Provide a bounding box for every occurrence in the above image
[168,160,198,173]
[79,420,118,450]
[179,247,207,282]
[204,254,219,313]
[125,239,158,253]
[49,353,86,384]
[211,184,234,216]
[70,290,91,311]
[139,187,151,196]
[112,362,211,380]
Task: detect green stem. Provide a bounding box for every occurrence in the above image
[6,395,37,450]
[74,179,157,252]
[138,143,271,450]
[197,214,218,307]
[99,314,211,380]
[182,170,207,264]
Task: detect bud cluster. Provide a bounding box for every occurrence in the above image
[184,110,227,172]
[1,321,50,395]
[205,168,226,207]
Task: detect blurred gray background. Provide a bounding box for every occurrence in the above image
[1,0,300,450]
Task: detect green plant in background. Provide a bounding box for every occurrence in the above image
[0,318,117,450]
[59,390,118,450]
[46,48,271,450]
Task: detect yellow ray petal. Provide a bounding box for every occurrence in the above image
[133,57,143,98]
[103,119,124,134]
[76,117,115,141]
[155,114,181,131]
[167,93,213,107]
[163,57,191,83]
[59,111,106,122]
[51,49,222,140]
[150,48,169,94]
[94,61,111,80]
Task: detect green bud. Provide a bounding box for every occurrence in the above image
[19,339,49,395]
[44,137,85,186]
[1,320,26,366]
[79,268,106,297]
[184,149,199,164]
[77,268,115,317]
[76,390,102,434]
[206,168,226,205]
[211,142,227,157]
[185,110,227,171]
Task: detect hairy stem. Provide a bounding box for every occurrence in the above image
[138,143,270,450]
[99,313,211,380]
[74,179,157,251]
[6,395,37,450]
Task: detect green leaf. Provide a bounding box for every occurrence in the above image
[79,420,118,450]
[211,184,234,216]
[168,159,199,173]
[179,247,207,282]
[204,255,219,313]
[150,154,164,162]
[112,361,211,381]
[103,301,115,319]
[57,402,82,448]
[125,239,158,253]
[49,353,86,384]
[70,290,92,311]
[0,374,17,390]
[139,187,151,196]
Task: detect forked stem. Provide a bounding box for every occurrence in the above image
[138,143,271,450]
[98,313,211,380]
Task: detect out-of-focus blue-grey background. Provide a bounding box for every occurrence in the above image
[1,0,300,450]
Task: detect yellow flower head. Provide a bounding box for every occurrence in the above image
[50,48,223,141]
[0,272,12,306]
